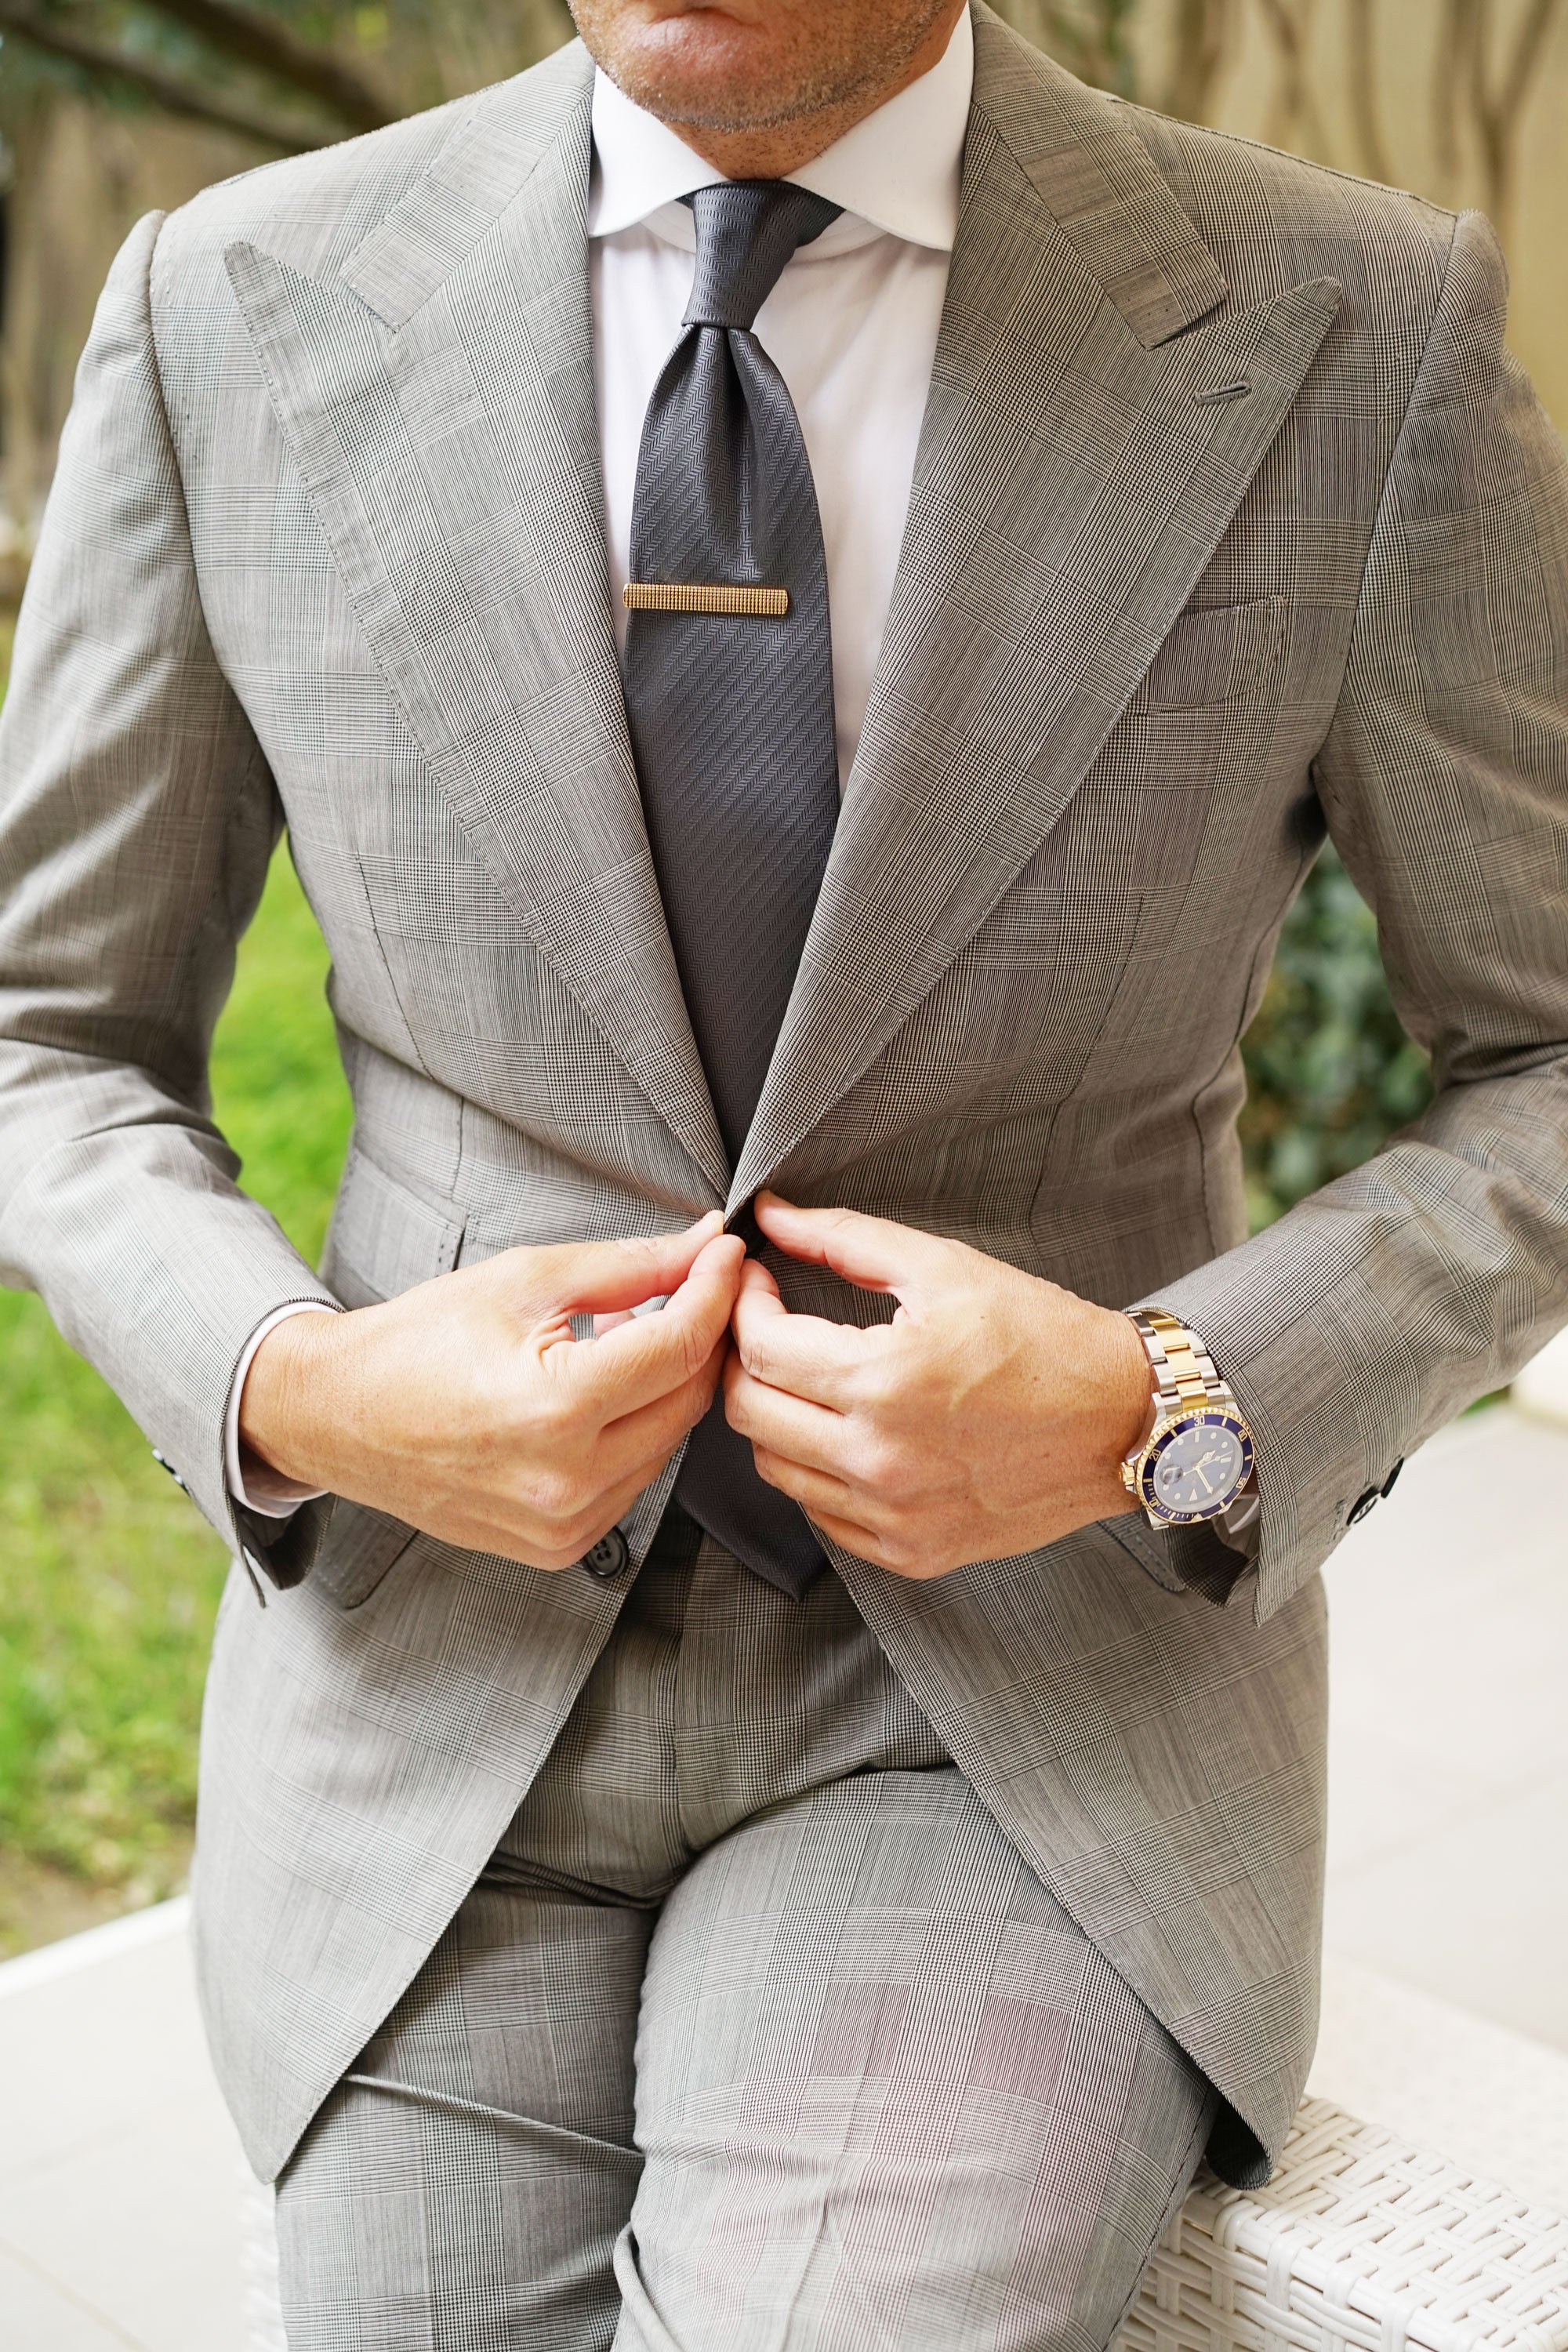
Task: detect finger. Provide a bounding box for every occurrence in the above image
[597,1334,728,1481]
[514,1349,728,1568]
[751,1194,951,1300]
[570,1233,743,1417]
[559,1339,731,1559]
[785,1497,897,1570]
[749,1443,863,1522]
[725,1426,894,1566]
[526,1213,726,1321]
[592,1309,637,1334]
[732,1252,782,1308]
[793,1498,935,1577]
[730,1261,869,1407]
[724,1357,856,1479]
[544,1455,683,1571]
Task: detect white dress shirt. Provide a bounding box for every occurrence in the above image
[226,12,974,1515]
[591,7,971,783]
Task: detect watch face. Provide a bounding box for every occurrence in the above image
[1143,1410,1253,1521]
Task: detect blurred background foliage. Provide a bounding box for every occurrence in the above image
[0,825,350,1948]
[1239,852,1433,1229]
[1,0,1561,1942]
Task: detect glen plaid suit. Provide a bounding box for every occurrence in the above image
[2,0,1566,2206]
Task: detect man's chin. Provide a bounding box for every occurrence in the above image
[599,23,850,135]
[609,71,810,136]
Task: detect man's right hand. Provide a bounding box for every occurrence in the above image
[238,1214,743,1570]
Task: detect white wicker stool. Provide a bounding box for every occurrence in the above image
[1117,2101,1568,2352]
[239,2098,1568,2350]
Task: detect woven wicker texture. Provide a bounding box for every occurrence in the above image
[1117,2101,1568,2352]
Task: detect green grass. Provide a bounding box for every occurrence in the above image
[0,829,350,1925]
[207,847,355,1271]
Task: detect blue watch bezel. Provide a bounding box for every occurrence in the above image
[1138,1407,1254,1526]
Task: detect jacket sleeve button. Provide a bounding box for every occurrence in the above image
[580,1527,631,1580]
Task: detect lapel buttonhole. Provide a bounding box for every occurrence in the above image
[1195,378,1254,406]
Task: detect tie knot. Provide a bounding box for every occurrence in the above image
[683,181,841,332]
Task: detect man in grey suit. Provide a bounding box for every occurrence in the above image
[2,0,1566,2339]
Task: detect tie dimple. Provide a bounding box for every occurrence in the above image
[682,181,842,331]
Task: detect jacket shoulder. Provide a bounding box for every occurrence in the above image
[1112,96,1461,323]
[154,36,590,292]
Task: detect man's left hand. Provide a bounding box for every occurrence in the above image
[724,1193,1156,1579]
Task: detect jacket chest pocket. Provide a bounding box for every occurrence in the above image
[1116,597,1292,869]
[1138,596,1288,713]
[1085,593,1294,902]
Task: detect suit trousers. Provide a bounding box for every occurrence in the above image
[274,1507,1216,2352]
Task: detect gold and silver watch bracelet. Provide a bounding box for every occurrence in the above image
[1125,1308,1237,1418]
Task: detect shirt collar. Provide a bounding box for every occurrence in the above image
[587,4,972,255]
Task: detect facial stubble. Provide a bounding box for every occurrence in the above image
[569,0,960,135]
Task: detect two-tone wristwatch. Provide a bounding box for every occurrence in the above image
[1120,1309,1255,1529]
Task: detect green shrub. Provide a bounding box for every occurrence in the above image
[1240,846,1432,1231]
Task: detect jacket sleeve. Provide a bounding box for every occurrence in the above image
[0,213,341,1583]
[1140,208,1568,1624]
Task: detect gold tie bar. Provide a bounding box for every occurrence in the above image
[623,583,789,617]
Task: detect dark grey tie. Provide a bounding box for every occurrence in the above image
[622,180,841,1599]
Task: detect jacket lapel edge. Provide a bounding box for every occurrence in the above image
[732,245,1342,1206]
[224,227,730,1197]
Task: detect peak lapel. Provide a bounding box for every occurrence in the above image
[226,45,730,1198]
[732,13,1340,1209]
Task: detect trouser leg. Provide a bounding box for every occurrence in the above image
[274,1523,1216,2351]
[274,1883,652,2352]
[614,1768,1216,2352]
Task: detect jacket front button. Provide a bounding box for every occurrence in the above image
[581,1527,630,1581]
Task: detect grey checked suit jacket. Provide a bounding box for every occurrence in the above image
[2,5,1565,2190]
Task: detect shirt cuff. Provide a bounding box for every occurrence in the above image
[225,1301,339,1518]
[1215,1487,1261,1559]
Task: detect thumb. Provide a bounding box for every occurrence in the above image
[573,1232,744,1417]
[727,1254,786,1346]
[735,1254,784,1310]
[518,1213,725,1322]
[750,1194,949,1301]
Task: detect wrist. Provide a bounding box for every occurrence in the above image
[238,1308,346,1490]
[1106,1305,1156,1463]
[1075,1303,1157,1522]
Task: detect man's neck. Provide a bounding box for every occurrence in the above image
[654,0,966,181]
